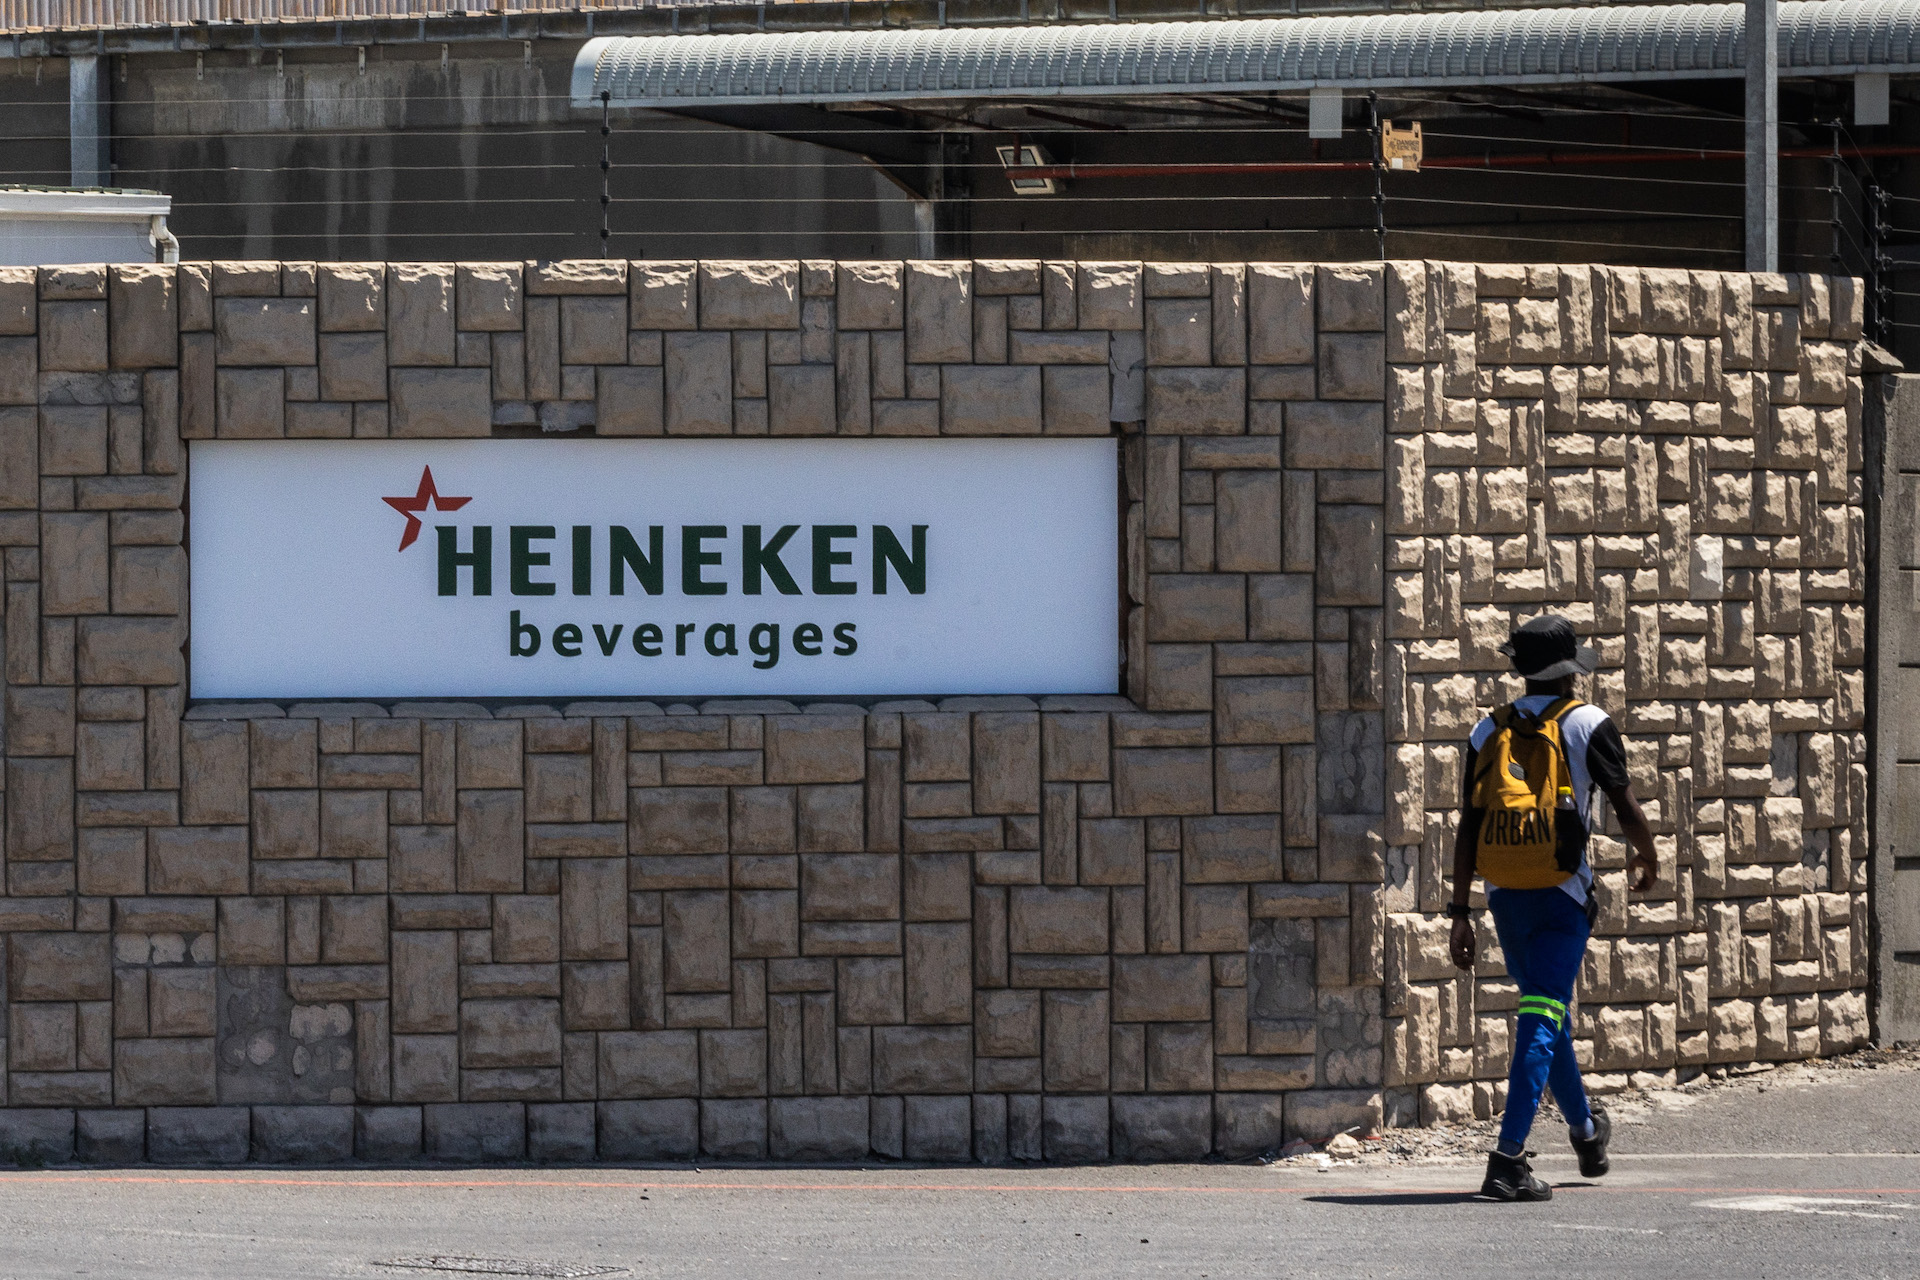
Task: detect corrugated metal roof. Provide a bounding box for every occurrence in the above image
[573,0,1920,107]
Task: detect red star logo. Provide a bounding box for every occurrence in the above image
[382,465,471,552]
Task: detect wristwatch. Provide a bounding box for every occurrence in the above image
[1444,902,1473,921]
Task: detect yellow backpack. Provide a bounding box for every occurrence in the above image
[1470,697,1585,890]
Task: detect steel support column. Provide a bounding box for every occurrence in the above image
[1746,0,1778,271]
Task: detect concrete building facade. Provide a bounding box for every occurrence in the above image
[0,255,1874,1164]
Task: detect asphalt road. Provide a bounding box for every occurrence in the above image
[1,1066,1915,1280]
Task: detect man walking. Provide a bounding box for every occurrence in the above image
[1448,615,1659,1201]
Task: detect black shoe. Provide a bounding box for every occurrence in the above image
[1480,1149,1552,1202]
[1571,1109,1611,1179]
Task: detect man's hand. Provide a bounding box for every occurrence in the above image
[1449,917,1476,971]
[1604,783,1659,893]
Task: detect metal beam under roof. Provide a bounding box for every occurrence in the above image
[572,0,1920,108]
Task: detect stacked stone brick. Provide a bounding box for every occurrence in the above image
[1375,264,1872,1125]
[0,257,1871,1165]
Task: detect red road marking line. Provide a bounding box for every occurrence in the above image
[0,1175,1917,1196]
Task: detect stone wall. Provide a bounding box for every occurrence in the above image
[1375,266,1872,1121]
[0,256,1872,1166]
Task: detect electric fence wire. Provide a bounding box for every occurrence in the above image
[0,85,1866,273]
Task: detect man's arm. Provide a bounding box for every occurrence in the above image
[1603,784,1659,892]
[1585,716,1657,892]
[1448,807,1480,970]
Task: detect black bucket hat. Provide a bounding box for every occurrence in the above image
[1500,614,1599,681]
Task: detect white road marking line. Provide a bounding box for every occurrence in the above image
[1695,1195,1917,1220]
[1550,1223,1662,1234]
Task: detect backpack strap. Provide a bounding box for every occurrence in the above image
[1533,697,1581,803]
[1539,696,1584,724]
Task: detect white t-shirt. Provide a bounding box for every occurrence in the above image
[1467,696,1627,906]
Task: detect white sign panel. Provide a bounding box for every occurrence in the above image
[189,438,1119,699]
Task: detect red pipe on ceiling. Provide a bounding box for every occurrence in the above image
[1006,143,1920,181]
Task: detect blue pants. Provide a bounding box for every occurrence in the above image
[1488,886,1593,1148]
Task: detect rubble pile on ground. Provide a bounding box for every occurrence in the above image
[1263,1044,1918,1168]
